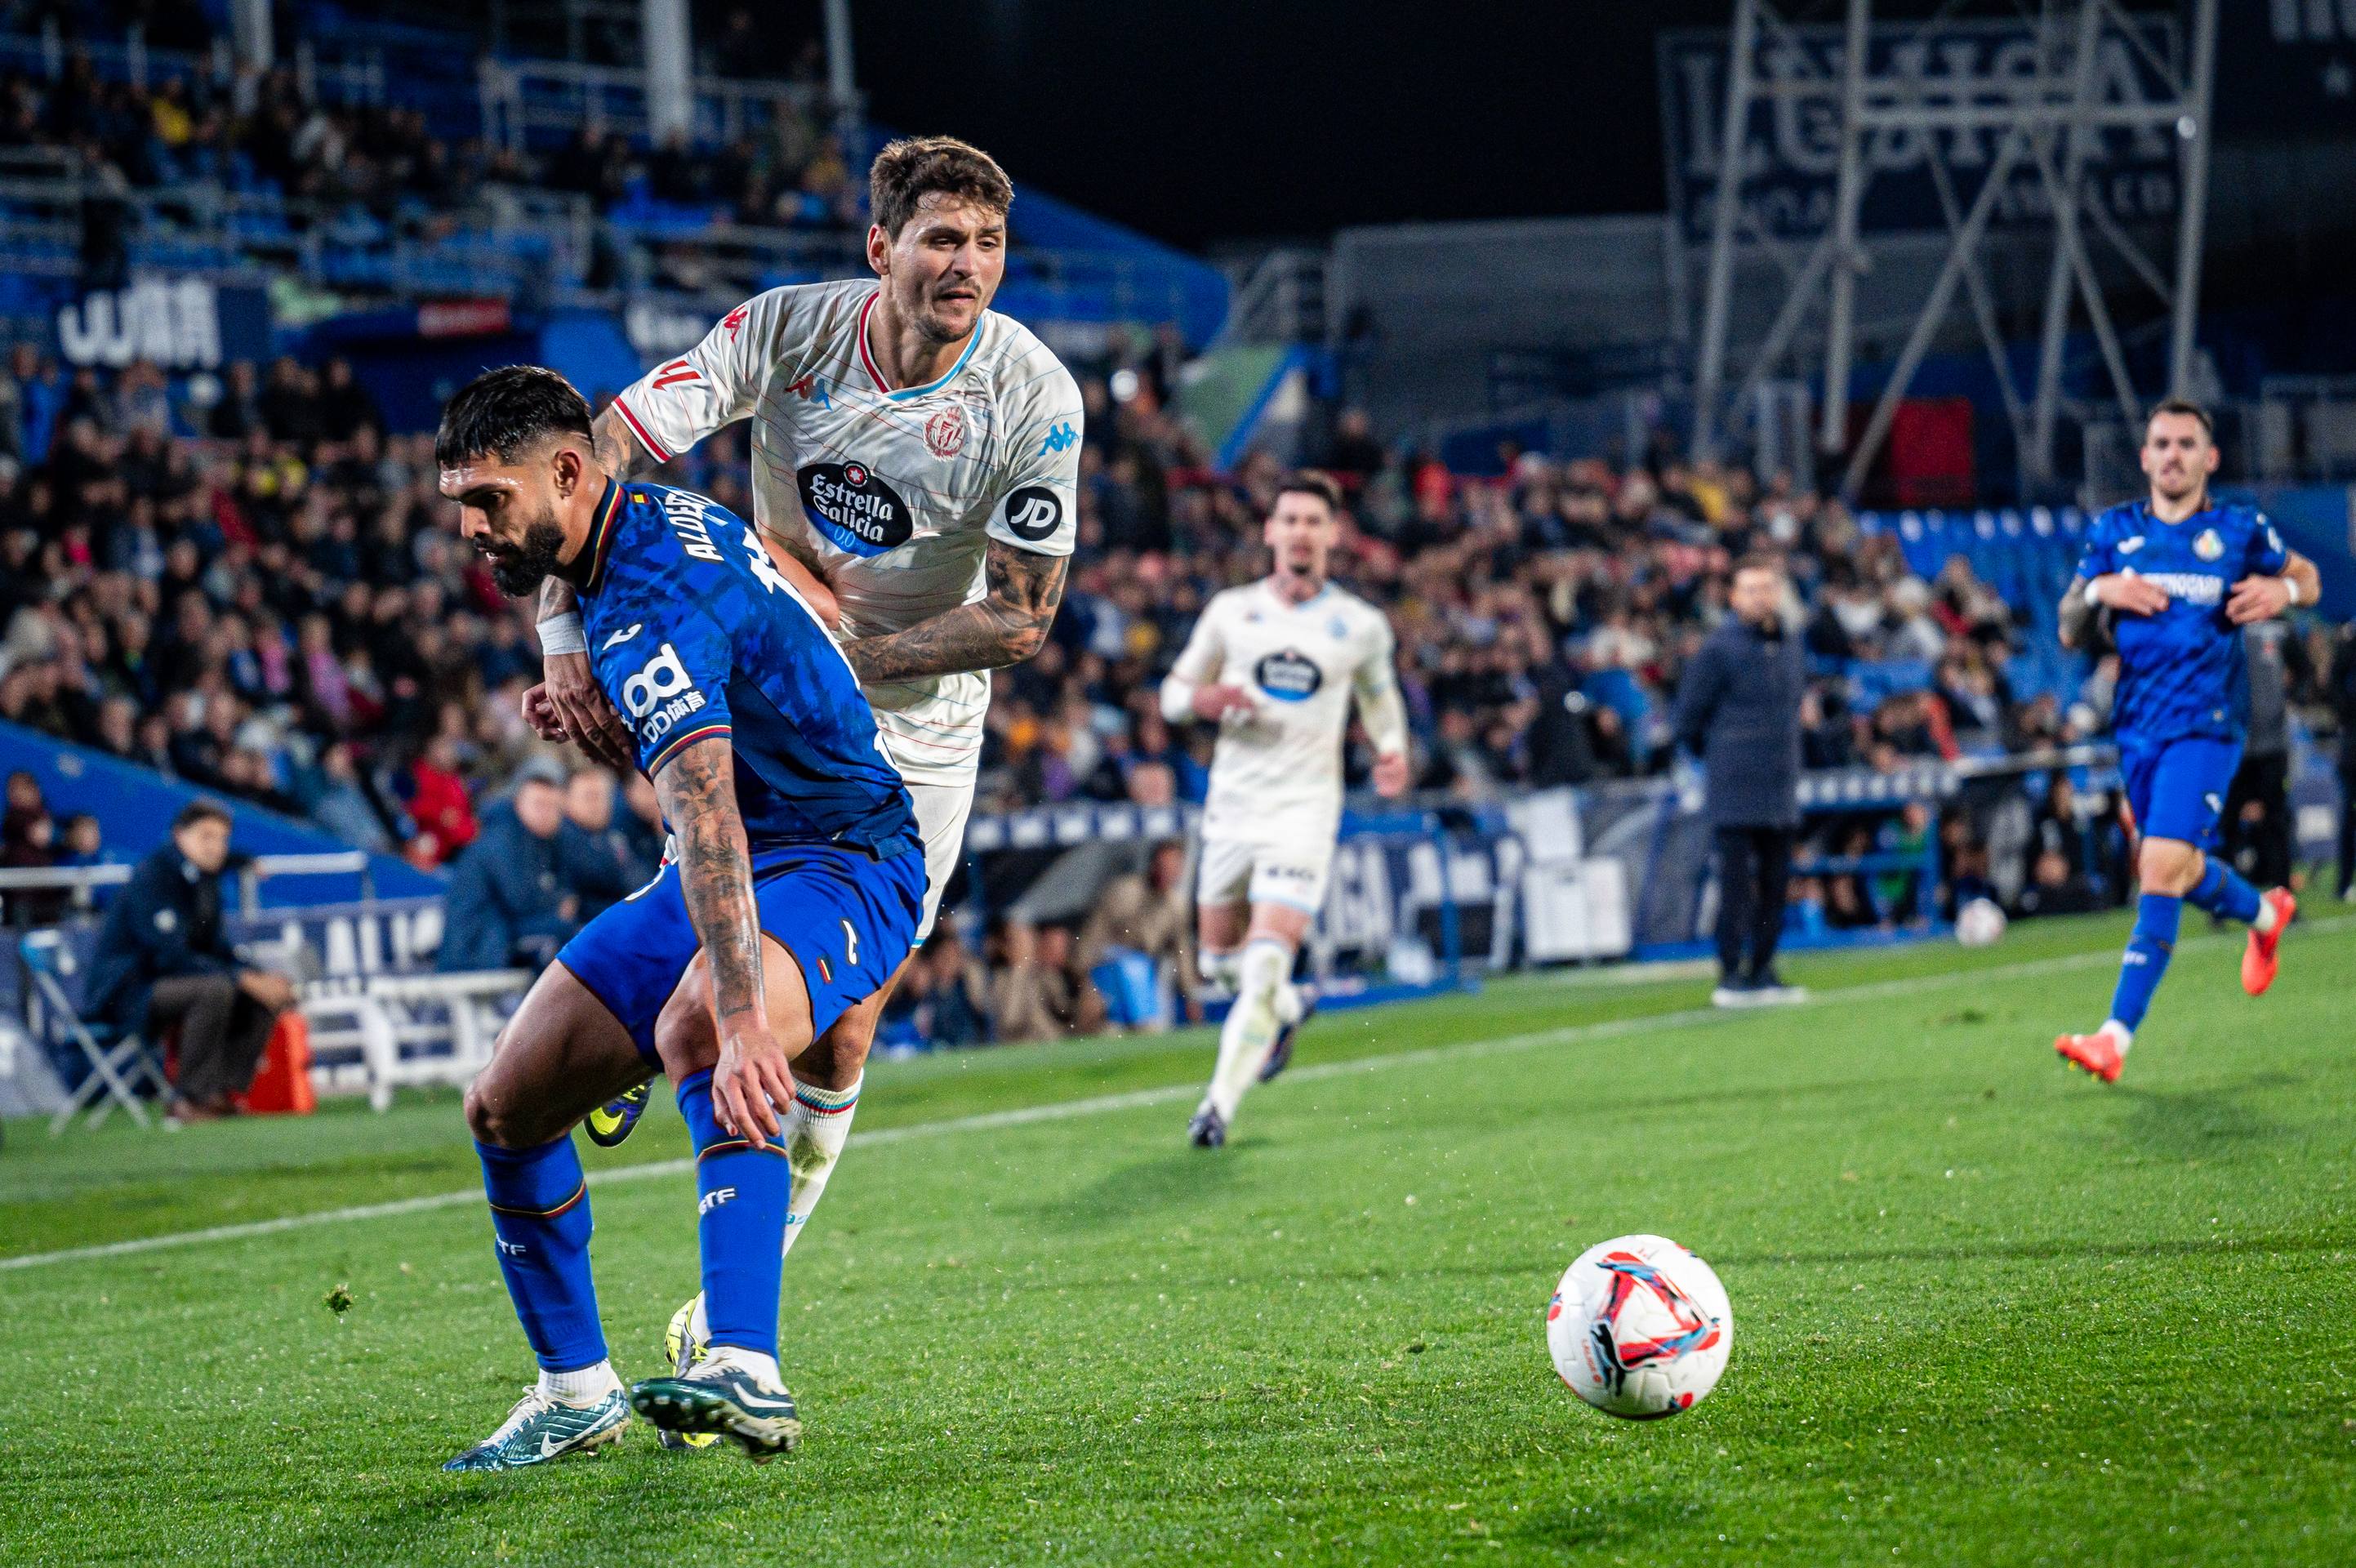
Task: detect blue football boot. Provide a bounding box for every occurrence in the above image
[1259,987,1318,1083]
[582,1080,652,1147]
[442,1386,629,1472]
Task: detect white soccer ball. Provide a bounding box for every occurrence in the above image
[1548,1234,1731,1419]
[1955,898,2007,948]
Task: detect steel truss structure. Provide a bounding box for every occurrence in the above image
[1690,0,2219,497]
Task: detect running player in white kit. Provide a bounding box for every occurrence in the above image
[1159,472,1410,1147]
[521,139,1081,1396]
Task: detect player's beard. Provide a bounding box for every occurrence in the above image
[483,514,568,597]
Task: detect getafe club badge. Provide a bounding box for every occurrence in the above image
[924,405,967,459]
[2193,528,2223,561]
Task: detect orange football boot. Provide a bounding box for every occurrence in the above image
[2241,889,2296,996]
[2055,1031,2124,1084]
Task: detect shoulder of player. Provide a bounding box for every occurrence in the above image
[2091,500,2142,537]
[976,311,1080,408]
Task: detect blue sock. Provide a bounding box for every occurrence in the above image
[2108,893,2181,1034]
[675,1068,791,1360]
[477,1136,605,1372]
[2184,858,2262,924]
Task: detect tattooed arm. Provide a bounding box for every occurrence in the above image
[652,734,794,1145]
[525,405,662,765]
[843,538,1069,684]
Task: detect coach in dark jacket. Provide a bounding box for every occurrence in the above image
[1672,555,1806,1004]
[87,799,294,1119]
[438,773,578,973]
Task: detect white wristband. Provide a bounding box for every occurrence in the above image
[2280,575,2300,608]
[537,612,588,657]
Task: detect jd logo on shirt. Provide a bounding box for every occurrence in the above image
[1002,485,1062,542]
[798,461,913,557]
[621,644,694,719]
[1254,648,1323,702]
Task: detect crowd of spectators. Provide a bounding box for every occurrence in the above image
[0,7,858,274]
[4,333,2349,1046]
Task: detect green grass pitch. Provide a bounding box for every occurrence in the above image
[4,910,2354,1566]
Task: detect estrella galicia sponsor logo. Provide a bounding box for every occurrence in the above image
[1038,421,1077,456]
[1002,484,1063,542]
[1254,648,1323,703]
[797,461,913,557]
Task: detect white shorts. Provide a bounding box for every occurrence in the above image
[1195,835,1334,916]
[907,775,976,943]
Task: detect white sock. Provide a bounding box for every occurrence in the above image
[2254,896,2281,935]
[701,1344,782,1388]
[2100,1019,2134,1054]
[778,1075,861,1262]
[1205,939,1289,1121]
[539,1361,621,1405]
[1202,949,1242,993]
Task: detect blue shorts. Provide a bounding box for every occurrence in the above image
[556,840,924,1065]
[2118,736,2242,853]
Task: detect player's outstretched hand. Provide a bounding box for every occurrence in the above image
[2092,573,2170,617]
[1373,751,1411,798]
[1191,684,1255,723]
[543,650,636,769]
[521,683,567,742]
[711,1022,794,1149]
[2226,574,2293,625]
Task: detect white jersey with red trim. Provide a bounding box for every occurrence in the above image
[1165,579,1403,844]
[609,278,1083,784]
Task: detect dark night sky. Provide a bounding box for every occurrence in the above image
[850,1,1744,252]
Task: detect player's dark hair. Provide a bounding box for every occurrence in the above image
[2145,397,2214,441]
[868,136,1013,238]
[1273,470,1343,516]
[434,366,595,470]
[173,798,231,832]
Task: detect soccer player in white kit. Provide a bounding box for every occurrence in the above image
[522,138,1082,1394]
[1160,472,1410,1147]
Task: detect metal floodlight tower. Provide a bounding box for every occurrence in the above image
[1688,0,2220,499]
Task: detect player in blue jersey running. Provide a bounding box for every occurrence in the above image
[432,367,924,1468]
[2053,399,2321,1083]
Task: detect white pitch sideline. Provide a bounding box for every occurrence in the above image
[6,916,2341,1276]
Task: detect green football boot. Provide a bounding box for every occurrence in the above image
[630,1357,802,1463]
[583,1081,652,1147]
[656,1294,719,1450]
[442,1386,629,1472]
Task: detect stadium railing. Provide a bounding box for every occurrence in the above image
[0,852,378,925]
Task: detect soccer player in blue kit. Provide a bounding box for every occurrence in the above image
[2054,399,2322,1083]
[433,367,924,1467]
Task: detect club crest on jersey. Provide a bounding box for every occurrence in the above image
[1254,648,1323,703]
[798,461,913,557]
[924,404,967,458]
[2193,528,2224,561]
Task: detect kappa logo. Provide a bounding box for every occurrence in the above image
[1038,421,1078,456]
[698,1186,738,1216]
[603,622,642,651]
[720,305,748,341]
[924,404,967,458]
[650,358,701,390]
[786,372,831,409]
[620,644,695,719]
[1002,485,1063,542]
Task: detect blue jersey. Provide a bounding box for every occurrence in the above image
[573,477,917,859]
[2075,500,2289,745]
